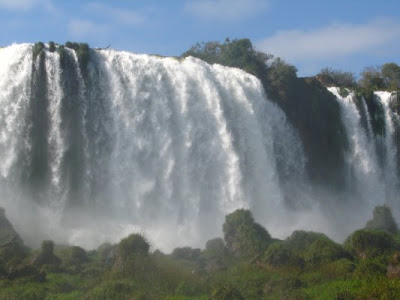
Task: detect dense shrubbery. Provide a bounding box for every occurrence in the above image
[345,229,397,258]
[1,206,400,299]
[365,205,399,234]
[317,67,357,88]
[223,209,272,258]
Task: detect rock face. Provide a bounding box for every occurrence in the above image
[0,207,23,247]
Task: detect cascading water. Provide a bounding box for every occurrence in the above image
[0,44,311,251]
[328,88,400,215]
[328,88,383,206]
[375,91,399,204]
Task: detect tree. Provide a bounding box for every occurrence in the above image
[182,38,273,83]
[317,67,356,88]
[381,63,400,90]
[223,209,271,258]
[359,66,385,90]
[365,206,398,234]
[118,233,150,260]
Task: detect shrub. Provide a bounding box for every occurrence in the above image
[359,66,385,90]
[381,62,400,90]
[345,229,396,258]
[48,41,56,52]
[317,67,357,88]
[31,240,61,268]
[88,280,136,300]
[63,246,88,268]
[32,42,45,60]
[285,230,350,265]
[76,43,90,74]
[203,238,228,259]
[118,233,149,261]
[223,209,271,258]
[262,242,303,268]
[171,247,201,261]
[211,283,244,300]
[353,258,386,279]
[365,205,398,234]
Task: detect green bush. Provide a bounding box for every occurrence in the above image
[211,283,244,300]
[345,229,397,258]
[353,258,387,279]
[262,242,303,268]
[49,41,56,52]
[171,247,201,261]
[32,42,45,60]
[31,240,61,268]
[223,209,271,258]
[285,230,350,265]
[365,205,398,234]
[203,238,227,259]
[61,246,88,270]
[317,67,357,88]
[118,233,149,260]
[88,280,136,300]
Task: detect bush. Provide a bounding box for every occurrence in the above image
[31,240,61,268]
[345,229,396,258]
[381,63,400,90]
[285,230,350,265]
[118,233,149,260]
[171,247,201,261]
[365,205,398,234]
[359,66,385,90]
[211,283,244,300]
[88,280,136,300]
[63,246,88,268]
[262,242,303,268]
[32,42,45,60]
[48,41,56,52]
[317,67,357,88]
[223,209,271,258]
[353,258,386,279]
[203,238,228,259]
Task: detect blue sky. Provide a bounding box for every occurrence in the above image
[0,0,399,76]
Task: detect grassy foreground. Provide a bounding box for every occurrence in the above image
[1,206,400,299]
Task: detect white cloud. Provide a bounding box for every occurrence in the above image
[68,19,111,40]
[85,2,146,26]
[0,0,54,11]
[184,0,269,22]
[257,19,400,62]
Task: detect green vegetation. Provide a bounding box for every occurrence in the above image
[8,39,400,298]
[32,42,45,60]
[31,41,91,76]
[365,205,399,234]
[2,205,400,299]
[316,67,357,88]
[223,209,272,258]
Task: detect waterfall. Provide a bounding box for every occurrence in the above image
[328,88,383,206]
[374,91,399,205]
[0,44,310,250]
[328,88,399,214]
